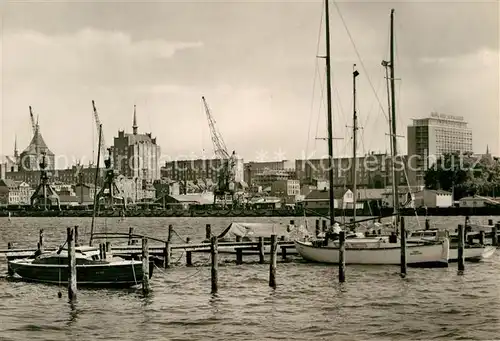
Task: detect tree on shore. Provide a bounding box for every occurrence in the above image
[424,152,500,199]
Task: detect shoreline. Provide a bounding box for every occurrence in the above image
[1,207,499,218]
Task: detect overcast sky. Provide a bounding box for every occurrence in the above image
[1,0,498,168]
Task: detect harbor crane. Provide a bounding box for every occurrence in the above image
[91,100,124,209]
[202,96,237,206]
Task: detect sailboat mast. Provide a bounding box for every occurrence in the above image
[352,65,359,223]
[389,9,400,218]
[89,123,102,246]
[324,0,336,226]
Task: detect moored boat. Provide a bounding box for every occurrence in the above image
[295,234,449,267]
[407,229,496,262]
[8,245,153,288]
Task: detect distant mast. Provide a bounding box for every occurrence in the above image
[352,65,360,223]
[389,9,399,221]
[382,9,399,224]
[324,0,336,227]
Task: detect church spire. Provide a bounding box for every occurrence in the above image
[132,104,138,135]
[486,144,490,155]
[14,134,18,158]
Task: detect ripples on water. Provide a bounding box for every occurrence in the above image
[0,217,499,340]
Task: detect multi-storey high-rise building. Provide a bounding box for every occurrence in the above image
[295,152,407,189]
[407,112,473,185]
[112,106,161,184]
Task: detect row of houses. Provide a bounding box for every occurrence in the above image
[301,187,500,210]
[0,174,157,207]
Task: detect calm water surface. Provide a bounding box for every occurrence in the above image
[0,216,499,341]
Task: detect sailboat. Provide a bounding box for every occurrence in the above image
[294,4,449,267]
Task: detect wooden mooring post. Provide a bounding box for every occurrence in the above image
[338,230,345,283]
[163,224,173,268]
[168,225,174,243]
[163,242,171,268]
[258,237,265,264]
[425,219,430,230]
[128,227,134,245]
[67,227,77,301]
[210,236,218,294]
[479,231,485,246]
[186,237,192,266]
[400,217,407,278]
[493,223,499,247]
[236,236,243,265]
[269,234,277,288]
[142,237,150,295]
[206,224,212,240]
[74,226,79,246]
[7,242,13,276]
[38,229,44,252]
[457,224,465,272]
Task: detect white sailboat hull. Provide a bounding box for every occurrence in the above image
[449,246,496,262]
[294,238,449,267]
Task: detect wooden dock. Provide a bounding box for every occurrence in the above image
[0,240,297,264]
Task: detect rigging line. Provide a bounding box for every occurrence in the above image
[395,80,404,155]
[306,4,325,157]
[314,64,327,152]
[306,59,320,157]
[332,81,350,136]
[314,63,326,151]
[332,0,390,122]
[361,73,385,130]
[331,79,349,155]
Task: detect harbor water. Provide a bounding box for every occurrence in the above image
[0,216,499,340]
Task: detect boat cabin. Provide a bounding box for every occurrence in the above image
[32,246,103,265]
[407,229,447,242]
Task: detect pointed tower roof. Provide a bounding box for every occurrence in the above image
[21,125,54,156]
[486,144,490,155]
[132,104,138,135]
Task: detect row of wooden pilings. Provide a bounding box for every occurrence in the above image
[10,219,500,300]
[130,224,280,294]
[208,234,279,293]
[58,225,281,300]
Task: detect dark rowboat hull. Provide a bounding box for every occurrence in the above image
[8,260,154,288]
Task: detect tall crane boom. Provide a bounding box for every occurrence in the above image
[201,96,239,206]
[29,106,37,135]
[92,100,108,162]
[202,96,230,160]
